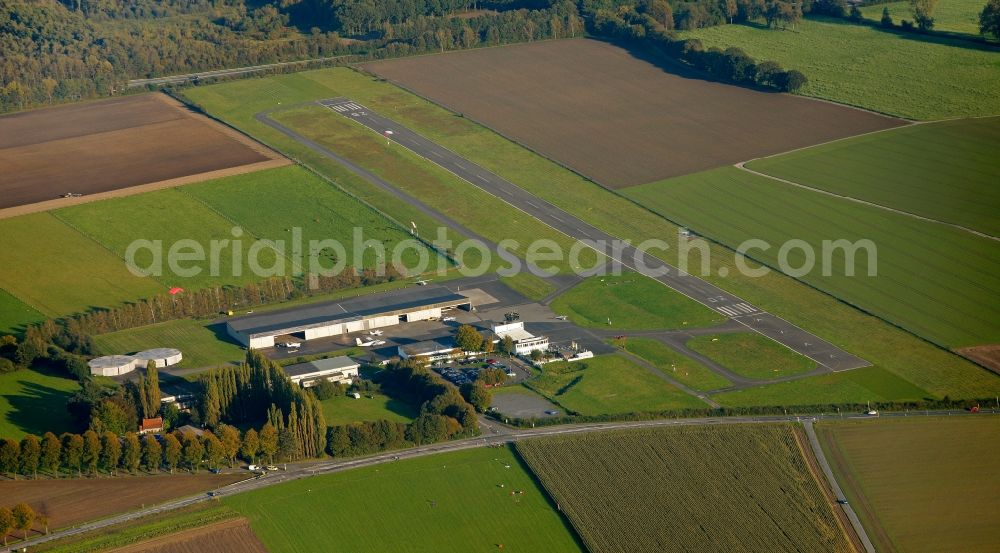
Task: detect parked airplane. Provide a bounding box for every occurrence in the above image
[554,315,568,320]
[368,329,384,336]
[415,279,431,286]
[356,337,387,347]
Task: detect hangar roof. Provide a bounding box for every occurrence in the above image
[227,285,471,338]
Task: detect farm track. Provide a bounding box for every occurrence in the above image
[7,410,991,552]
[735,162,999,242]
[289,98,868,373]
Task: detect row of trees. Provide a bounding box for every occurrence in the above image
[584,2,809,91]
[0,503,38,545]
[0,425,236,480]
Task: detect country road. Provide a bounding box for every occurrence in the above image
[126,55,351,88]
[7,410,988,551]
[803,419,877,553]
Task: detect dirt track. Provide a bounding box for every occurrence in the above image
[107,518,267,553]
[958,344,1000,374]
[0,94,287,212]
[365,39,905,188]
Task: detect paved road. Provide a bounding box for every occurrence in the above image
[804,420,877,553]
[312,98,869,372]
[127,55,351,88]
[8,410,988,551]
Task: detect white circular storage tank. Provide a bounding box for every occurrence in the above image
[88,355,139,377]
[134,348,183,368]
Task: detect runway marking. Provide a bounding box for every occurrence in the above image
[734,303,756,314]
[526,201,540,209]
[477,175,489,182]
[330,105,348,112]
[551,214,564,223]
[718,306,738,317]
[346,103,362,110]
[432,151,443,158]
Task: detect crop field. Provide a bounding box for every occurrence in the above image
[181,165,434,271]
[747,117,1000,236]
[55,188,284,291]
[0,367,80,439]
[680,18,1000,120]
[1,473,246,532]
[817,416,1000,553]
[93,319,244,370]
[860,0,987,36]
[516,425,852,553]
[0,289,44,335]
[626,166,1000,349]
[549,272,725,330]
[319,392,418,426]
[270,106,597,274]
[687,332,816,380]
[0,213,164,317]
[526,354,706,415]
[224,445,583,552]
[364,39,900,187]
[106,518,267,553]
[0,94,285,213]
[185,68,1000,405]
[621,337,733,391]
[712,366,929,406]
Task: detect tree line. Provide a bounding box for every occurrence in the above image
[0,0,580,113]
[0,502,40,545]
[583,1,808,91]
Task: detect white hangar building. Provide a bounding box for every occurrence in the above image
[226,285,473,349]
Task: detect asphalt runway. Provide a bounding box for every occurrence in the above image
[315,98,869,372]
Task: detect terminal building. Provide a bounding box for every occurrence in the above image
[283,356,360,387]
[492,321,549,355]
[226,285,473,349]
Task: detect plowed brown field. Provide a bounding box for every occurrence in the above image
[0,94,287,212]
[0,472,246,531]
[108,518,267,553]
[365,39,904,188]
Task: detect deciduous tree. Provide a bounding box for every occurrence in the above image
[100,431,121,475]
[141,435,162,472]
[40,433,60,475]
[163,434,182,473]
[19,435,40,479]
[12,503,33,539]
[122,432,141,474]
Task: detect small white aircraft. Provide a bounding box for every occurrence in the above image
[415,279,431,286]
[442,316,457,322]
[368,329,384,336]
[554,315,568,321]
[279,341,301,348]
[355,337,387,347]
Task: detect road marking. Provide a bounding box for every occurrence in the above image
[551,213,564,223]
[526,201,540,209]
[432,151,443,158]
[477,175,489,182]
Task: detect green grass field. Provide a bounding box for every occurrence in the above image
[817,416,1000,553]
[181,165,435,272]
[517,425,851,553]
[626,166,1000,349]
[621,337,733,390]
[860,0,988,36]
[0,213,164,317]
[549,272,725,330]
[318,392,418,426]
[55,187,286,290]
[687,332,816,380]
[185,69,1000,404]
[679,17,1000,120]
[0,367,80,439]
[712,366,929,407]
[526,354,706,415]
[747,117,1000,236]
[270,106,596,275]
[223,445,583,552]
[93,318,244,370]
[0,289,45,335]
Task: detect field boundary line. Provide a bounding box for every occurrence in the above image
[616,349,721,408]
[734,162,999,241]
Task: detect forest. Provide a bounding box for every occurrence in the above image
[0,0,583,113]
